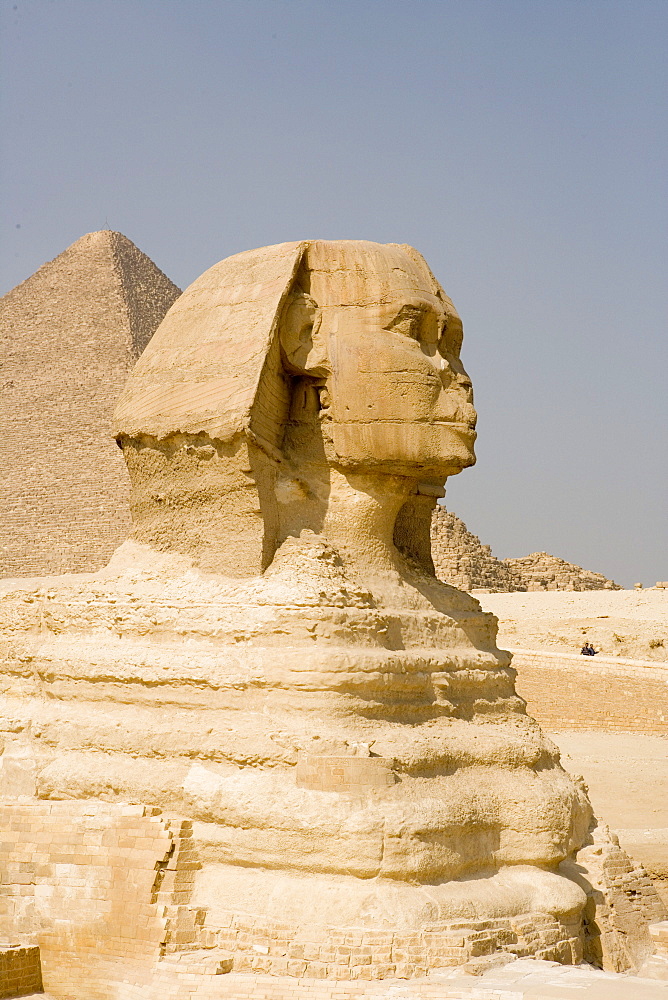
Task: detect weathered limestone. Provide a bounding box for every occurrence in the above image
[565,823,667,973]
[0,231,181,578]
[431,507,621,592]
[0,240,663,993]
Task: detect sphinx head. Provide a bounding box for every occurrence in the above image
[280,241,476,480]
[113,241,476,576]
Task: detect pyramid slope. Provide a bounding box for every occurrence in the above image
[0,231,181,577]
[504,551,621,591]
[107,231,182,357]
[431,507,522,591]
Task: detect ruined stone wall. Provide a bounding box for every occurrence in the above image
[0,945,42,998]
[1,796,663,990]
[430,507,620,592]
[0,231,180,578]
[0,803,584,988]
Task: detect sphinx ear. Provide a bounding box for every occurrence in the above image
[279,290,328,377]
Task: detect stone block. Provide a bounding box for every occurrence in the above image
[0,944,42,999]
[295,754,396,792]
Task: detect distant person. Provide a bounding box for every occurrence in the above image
[580,641,597,656]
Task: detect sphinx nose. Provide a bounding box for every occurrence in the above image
[439,357,473,394]
[433,380,476,424]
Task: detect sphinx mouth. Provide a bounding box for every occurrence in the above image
[431,421,477,435]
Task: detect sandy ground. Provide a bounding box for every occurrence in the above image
[13,959,668,1000]
[476,588,668,661]
[15,959,668,997]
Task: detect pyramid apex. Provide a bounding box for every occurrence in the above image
[63,229,137,252]
[2,231,181,321]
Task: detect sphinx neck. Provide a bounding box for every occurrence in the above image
[321,469,414,578]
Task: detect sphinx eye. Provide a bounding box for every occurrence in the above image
[385,305,425,341]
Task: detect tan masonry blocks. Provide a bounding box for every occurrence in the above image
[295,755,396,792]
[0,945,42,999]
[509,648,668,731]
[430,507,621,592]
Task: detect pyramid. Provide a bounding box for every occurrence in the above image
[504,551,621,590]
[431,506,522,590]
[0,231,181,577]
[431,507,620,591]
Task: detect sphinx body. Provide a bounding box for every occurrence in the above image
[0,241,596,979]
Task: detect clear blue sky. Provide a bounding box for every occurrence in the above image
[1,0,666,587]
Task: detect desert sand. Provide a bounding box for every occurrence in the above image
[478,587,668,662]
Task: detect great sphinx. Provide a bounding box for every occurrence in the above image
[1,240,661,992]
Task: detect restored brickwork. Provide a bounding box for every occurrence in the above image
[0,798,586,990]
[509,647,668,731]
[0,945,42,998]
[180,909,582,980]
[0,231,180,579]
[0,802,175,997]
[650,922,668,959]
[295,754,396,792]
[430,507,620,592]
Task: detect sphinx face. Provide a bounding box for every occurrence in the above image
[306,242,477,480]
